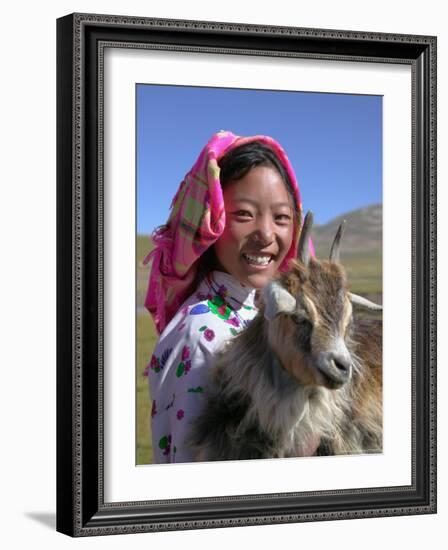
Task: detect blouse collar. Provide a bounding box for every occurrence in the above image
[202,271,258,310]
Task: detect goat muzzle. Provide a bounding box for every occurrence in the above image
[315,353,351,389]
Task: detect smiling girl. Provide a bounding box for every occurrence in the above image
[143,130,304,463]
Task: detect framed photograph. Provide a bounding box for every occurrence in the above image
[56,13,437,536]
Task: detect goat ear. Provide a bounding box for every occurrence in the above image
[262,281,296,321]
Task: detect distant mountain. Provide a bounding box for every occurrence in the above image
[311,204,382,259]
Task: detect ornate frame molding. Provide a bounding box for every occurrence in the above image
[57,13,437,537]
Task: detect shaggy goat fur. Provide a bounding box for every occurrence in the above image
[188,257,382,461]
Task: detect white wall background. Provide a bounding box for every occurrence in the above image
[0,0,445,547]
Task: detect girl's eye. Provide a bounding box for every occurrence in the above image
[234,210,252,218]
[275,213,292,222]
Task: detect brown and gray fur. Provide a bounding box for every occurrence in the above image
[188,212,382,461]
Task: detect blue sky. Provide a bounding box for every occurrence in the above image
[136,84,382,234]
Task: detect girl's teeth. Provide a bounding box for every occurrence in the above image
[243,254,271,265]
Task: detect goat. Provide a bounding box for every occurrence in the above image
[188,212,382,460]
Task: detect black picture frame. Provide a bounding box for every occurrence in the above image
[56,13,437,537]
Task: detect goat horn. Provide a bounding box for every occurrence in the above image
[329,220,346,262]
[349,292,383,311]
[297,211,314,266]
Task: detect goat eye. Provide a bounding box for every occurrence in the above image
[292,314,311,328]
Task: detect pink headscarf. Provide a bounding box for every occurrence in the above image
[143,130,304,334]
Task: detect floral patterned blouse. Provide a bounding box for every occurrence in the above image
[145,271,259,463]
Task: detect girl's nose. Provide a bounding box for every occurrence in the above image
[253,218,275,245]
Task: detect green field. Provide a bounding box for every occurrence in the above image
[136,313,157,464]
[136,235,156,464]
[136,234,382,465]
[337,251,382,297]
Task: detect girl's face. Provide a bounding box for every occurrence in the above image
[214,165,295,289]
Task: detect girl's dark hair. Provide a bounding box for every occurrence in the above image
[218,141,299,218]
[196,140,299,280]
